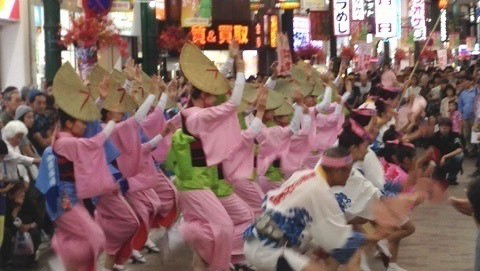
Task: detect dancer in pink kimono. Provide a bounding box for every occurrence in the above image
[167,42,253,270]
[222,86,268,216]
[256,101,303,193]
[303,86,349,169]
[92,77,162,270]
[139,86,179,231]
[36,64,128,271]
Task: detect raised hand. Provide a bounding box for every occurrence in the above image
[229,40,240,58]
[98,76,110,100]
[270,61,279,79]
[236,56,245,73]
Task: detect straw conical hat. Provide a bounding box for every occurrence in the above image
[88,65,110,99]
[290,63,315,96]
[130,72,153,106]
[111,69,127,84]
[103,78,138,113]
[240,83,285,111]
[53,63,100,122]
[311,80,325,97]
[180,42,230,95]
[274,100,293,116]
[242,82,262,104]
[267,89,287,111]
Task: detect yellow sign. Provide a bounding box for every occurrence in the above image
[270,15,278,48]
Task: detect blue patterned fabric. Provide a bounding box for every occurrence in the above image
[335,192,352,213]
[243,208,312,248]
[330,232,365,264]
[382,182,402,197]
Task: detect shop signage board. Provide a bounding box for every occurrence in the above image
[310,10,330,40]
[351,0,365,20]
[301,0,326,11]
[293,16,310,48]
[333,0,350,36]
[365,0,375,33]
[276,0,300,9]
[276,33,293,76]
[181,0,212,27]
[410,0,426,41]
[111,0,131,12]
[356,42,373,71]
[190,23,255,50]
[375,0,398,38]
[440,9,447,42]
[0,0,19,21]
[437,49,447,70]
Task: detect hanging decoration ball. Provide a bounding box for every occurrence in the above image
[82,0,112,18]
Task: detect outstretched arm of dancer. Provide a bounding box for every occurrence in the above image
[219,40,239,76]
[229,56,246,106]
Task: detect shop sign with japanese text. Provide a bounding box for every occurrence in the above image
[375,0,398,38]
[352,0,365,20]
[409,0,426,41]
[190,23,255,50]
[333,0,350,36]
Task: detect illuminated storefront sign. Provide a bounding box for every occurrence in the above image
[155,0,166,21]
[270,15,278,48]
[276,0,300,9]
[440,9,447,42]
[191,24,254,49]
[375,0,398,38]
[333,0,350,36]
[352,0,365,21]
[410,0,427,41]
[0,0,19,21]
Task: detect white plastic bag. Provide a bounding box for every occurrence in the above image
[13,231,34,256]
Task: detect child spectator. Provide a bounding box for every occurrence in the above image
[449,101,462,134]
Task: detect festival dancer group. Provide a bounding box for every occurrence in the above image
[33,40,443,271]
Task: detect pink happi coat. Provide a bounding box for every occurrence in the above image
[180,101,254,268]
[141,108,179,228]
[52,205,106,271]
[222,127,265,216]
[52,131,115,270]
[107,118,163,251]
[282,114,313,179]
[94,192,139,261]
[256,125,292,193]
[94,118,145,261]
[303,106,345,169]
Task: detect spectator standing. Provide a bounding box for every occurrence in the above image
[0,90,21,128]
[440,84,457,118]
[458,76,477,155]
[28,91,52,155]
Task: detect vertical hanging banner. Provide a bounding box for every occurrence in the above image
[181,0,212,27]
[365,0,375,33]
[276,33,293,76]
[356,42,373,71]
[410,0,426,41]
[440,9,447,42]
[352,0,365,20]
[333,0,350,36]
[375,0,398,38]
[466,36,476,51]
[310,10,330,40]
[437,49,447,70]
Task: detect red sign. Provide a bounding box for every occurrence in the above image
[276,33,293,75]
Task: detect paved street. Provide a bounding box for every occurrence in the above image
[13,158,479,271]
